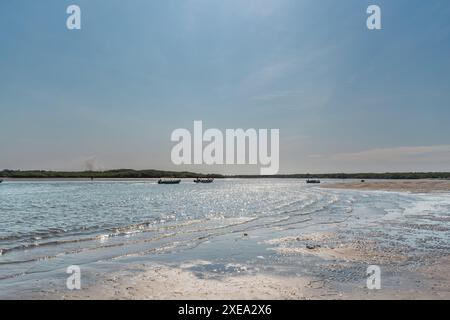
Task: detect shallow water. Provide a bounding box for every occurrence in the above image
[0,179,449,298]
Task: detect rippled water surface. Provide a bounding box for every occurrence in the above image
[1,179,449,297]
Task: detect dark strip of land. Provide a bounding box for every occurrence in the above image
[0,169,221,179]
[231,172,450,179]
[1,169,450,180]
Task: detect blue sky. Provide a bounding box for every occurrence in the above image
[1,0,450,173]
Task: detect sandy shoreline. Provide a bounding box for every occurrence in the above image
[54,264,312,300]
[41,231,450,300]
[46,256,450,301]
[322,180,450,193]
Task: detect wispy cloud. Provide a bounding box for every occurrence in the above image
[228,0,287,18]
[294,145,450,173]
[331,145,450,163]
[242,59,300,91]
[240,43,338,99]
[251,90,305,101]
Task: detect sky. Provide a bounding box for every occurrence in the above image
[1,0,450,174]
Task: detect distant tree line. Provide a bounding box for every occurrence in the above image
[1,170,450,180]
[0,169,222,179]
[232,172,450,179]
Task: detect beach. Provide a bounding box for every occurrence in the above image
[1,179,449,300]
[48,240,450,300]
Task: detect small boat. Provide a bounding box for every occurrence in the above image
[194,177,214,184]
[0,179,3,184]
[306,179,321,184]
[158,178,181,185]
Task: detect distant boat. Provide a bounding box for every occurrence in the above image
[158,178,181,185]
[306,179,321,184]
[0,179,3,184]
[194,177,214,184]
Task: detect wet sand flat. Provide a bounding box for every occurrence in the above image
[48,242,450,300]
[322,180,450,193]
[44,228,450,300]
[54,264,312,300]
